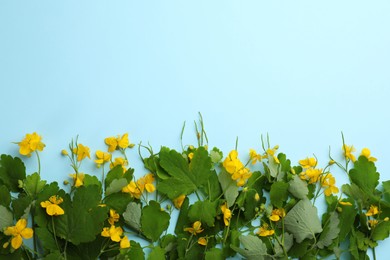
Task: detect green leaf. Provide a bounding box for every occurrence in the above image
[175,197,190,235]
[0,154,26,192]
[210,147,223,163]
[317,212,340,249]
[349,156,379,194]
[0,205,13,230]
[0,185,11,207]
[202,170,222,202]
[383,180,390,203]
[338,198,357,240]
[157,146,212,199]
[123,202,141,231]
[103,192,133,214]
[35,227,58,251]
[125,241,145,260]
[105,178,128,196]
[274,233,294,256]
[288,175,308,200]
[267,154,280,178]
[231,234,268,260]
[284,199,323,243]
[371,220,390,241]
[105,165,125,190]
[188,200,217,227]
[24,172,47,198]
[270,181,289,208]
[141,200,170,242]
[147,246,165,260]
[205,248,224,260]
[83,174,101,189]
[43,251,64,260]
[218,170,239,207]
[11,195,33,220]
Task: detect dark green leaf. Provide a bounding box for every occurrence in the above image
[141,200,170,242]
[0,185,11,207]
[35,227,59,251]
[127,241,145,260]
[349,156,379,194]
[270,181,289,208]
[0,154,26,192]
[317,212,340,249]
[147,246,165,260]
[103,192,133,214]
[205,248,224,260]
[11,195,32,220]
[188,200,217,227]
[371,220,390,241]
[175,197,190,235]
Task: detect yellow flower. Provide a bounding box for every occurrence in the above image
[339,200,352,206]
[188,152,194,161]
[184,221,204,235]
[298,157,317,168]
[173,194,186,209]
[249,149,262,164]
[95,150,111,167]
[120,236,130,249]
[110,157,128,173]
[343,144,356,162]
[368,219,379,228]
[257,224,275,237]
[72,143,91,161]
[269,208,286,222]
[320,173,339,196]
[366,205,380,216]
[138,173,156,193]
[122,180,142,199]
[360,148,377,162]
[69,173,85,187]
[40,195,65,216]
[198,237,207,246]
[18,132,45,157]
[220,202,232,226]
[3,219,33,250]
[265,146,280,164]
[101,225,123,242]
[300,168,322,184]
[108,209,120,225]
[105,133,130,152]
[254,193,260,201]
[223,150,241,174]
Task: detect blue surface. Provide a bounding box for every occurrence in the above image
[1,1,390,258]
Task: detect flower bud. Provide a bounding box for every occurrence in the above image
[61,149,68,156]
[63,180,69,185]
[254,193,260,201]
[329,160,335,165]
[129,143,135,148]
[385,217,389,222]
[337,207,342,213]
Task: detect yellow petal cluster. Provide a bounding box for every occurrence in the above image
[257,223,275,237]
[300,168,322,184]
[105,133,130,152]
[110,157,128,173]
[18,132,45,157]
[320,173,339,196]
[184,221,204,235]
[198,237,207,246]
[223,150,252,187]
[269,208,286,222]
[69,173,85,187]
[343,144,356,162]
[101,225,130,249]
[72,144,91,161]
[220,202,232,226]
[40,195,65,216]
[95,150,111,167]
[108,209,120,225]
[173,194,186,209]
[249,149,262,164]
[3,219,33,250]
[265,146,280,164]
[360,148,377,162]
[298,157,317,168]
[122,173,156,199]
[365,205,380,216]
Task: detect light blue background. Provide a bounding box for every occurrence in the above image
[1,1,390,258]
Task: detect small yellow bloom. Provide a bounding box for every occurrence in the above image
[257,224,275,237]
[95,150,111,167]
[249,149,262,164]
[173,194,186,209]
[254,193,260,202]
[72,143,91,161]
[4,219,33,250]
[265,146,280,164]
[122,181,142,199]
[366,205,380,216]
[269,208,286,222]
[184,221,204,235]
[368,219,379,228]
[61,149,69,156]
[343,144,356,162]
[198,237,207,246]
[110,157,128,173]
[40,195,65,216]
[188,152,194,161]
[138,173,156,193]
[300,168,322,184]
[108,209,120,225]
[339,200,352,206]
[18,132,45,157]
[360,148,377,162]
[320,173,339,196]
[120,236,130,249]
[101,225,124,242]
[105,133,130,152]
[220,202,232,226]
[69,173,85,187]
[299,157,317,168]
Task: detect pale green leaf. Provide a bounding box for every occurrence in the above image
[288,175,308,200]
[105,178,128,196]
[123,202,142,231]
[210,147,223,163]
[218,170,239,207]
[317,212,340,249]
[231,234,268,260]
[284,199,323,243]
[0,205,13,230]
[274,233,293,257]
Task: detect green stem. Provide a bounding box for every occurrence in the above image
[35,151,41,175]
[372,246,377,260]
[52,217,60,251]
[30,206,38,258]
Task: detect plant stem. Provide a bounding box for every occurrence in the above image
[35,151,41,175]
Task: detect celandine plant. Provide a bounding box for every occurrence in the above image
[1,116,390,260]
